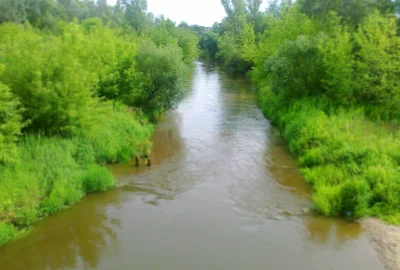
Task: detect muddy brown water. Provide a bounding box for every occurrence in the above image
[0,62,384,270]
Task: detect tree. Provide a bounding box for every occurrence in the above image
[135,41,187,116]
[199,31,219,59]
[298,0,397,26]
[57,0,82,21]
[221,0,247,35]
[317,15,354,106]
[353,10,400,119]
[245,0,264,35]
[121,0,149,33]
[0,0,49,24]
[178,21,189,29]
[93,0,112,23]
[0,23,99,136]
[246,0,262,18]
[252,6,317,83]
[265,35,324,102]
[217,0,255,70]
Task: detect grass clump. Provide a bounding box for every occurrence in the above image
[81,165,114,194]
[0,222,16,246]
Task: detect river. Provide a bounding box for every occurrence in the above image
[0,62,384,270]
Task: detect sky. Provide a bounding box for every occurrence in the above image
[107,0,229,27]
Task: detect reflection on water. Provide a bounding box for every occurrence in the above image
[0,62,384,270]
[305,215,365,244]
[0,190,122,270]
[267,135,311,197]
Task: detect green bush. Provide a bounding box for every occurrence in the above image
[252,5,317,84]
[0,222,16,246]
[84,102,153,164]
[340,180,371,217]
[313,185,342,216]
[0,167,41,226]
[40,178,83,216]
[173,27,199,65]
[82,165,115,194]
[265,35,324,102]
[0,23,99,136]
[0,72,22,165]
[134,40,188,116]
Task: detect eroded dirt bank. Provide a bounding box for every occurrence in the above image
[362,218,400,270]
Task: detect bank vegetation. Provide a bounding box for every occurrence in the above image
[0,0,198,245]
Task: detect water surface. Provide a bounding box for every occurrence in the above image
[0,62,383,270]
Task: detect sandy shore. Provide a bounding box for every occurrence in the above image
[362,218,400,270]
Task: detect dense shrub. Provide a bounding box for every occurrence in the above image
[260,91,400,221]
[0,222,16,246]
[252,6,317,83]
[265,35,324,102]
[0,23,98,136]
[83,102,153,164]
[0,75,22,165]
[81,165,114,194]
[134,40,188,116]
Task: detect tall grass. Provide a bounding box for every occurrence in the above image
[260,86,400,223]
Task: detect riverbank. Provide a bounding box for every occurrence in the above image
[0,104,153,246]
[0,13,197,247]
[258,87,400,222]
[363,218,400,270]
[258,86,400,267]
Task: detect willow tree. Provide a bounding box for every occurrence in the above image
[120,0,150,33]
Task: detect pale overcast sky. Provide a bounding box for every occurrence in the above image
[107,0,230,26]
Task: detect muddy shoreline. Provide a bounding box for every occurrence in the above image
[362,218,400,270]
